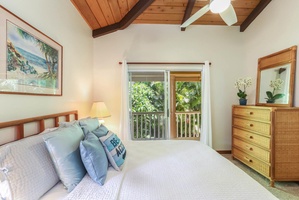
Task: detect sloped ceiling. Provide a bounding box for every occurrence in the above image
[71,0,271,38]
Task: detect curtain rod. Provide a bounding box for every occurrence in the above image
[118,61,211,65]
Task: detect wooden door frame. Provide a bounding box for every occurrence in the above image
[169,72,201,139]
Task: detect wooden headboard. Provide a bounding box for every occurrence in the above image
[0,110,78,145]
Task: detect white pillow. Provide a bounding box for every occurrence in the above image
[0,132,59,200]
[0,168,12,200]
[39,127,59,134]
[58,120,77,128]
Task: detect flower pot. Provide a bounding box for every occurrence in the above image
[266,99,275,103]
[239,99,247,105]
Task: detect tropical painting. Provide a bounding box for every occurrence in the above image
[6,21,59,89]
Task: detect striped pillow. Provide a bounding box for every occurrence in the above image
[99,131,126,171]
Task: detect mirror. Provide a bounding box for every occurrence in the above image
[256,46,297,107]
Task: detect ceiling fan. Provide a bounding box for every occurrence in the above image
[181,0,238,28]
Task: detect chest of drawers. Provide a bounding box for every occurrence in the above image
[232,105,299,186]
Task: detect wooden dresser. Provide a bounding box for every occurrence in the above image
[232,105,299,186]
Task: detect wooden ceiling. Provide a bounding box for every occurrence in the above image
[71,0,272,38]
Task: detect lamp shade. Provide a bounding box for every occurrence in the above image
[90,102,111,119]
[210,0,231,13]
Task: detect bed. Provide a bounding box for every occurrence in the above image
[0,111,278,200]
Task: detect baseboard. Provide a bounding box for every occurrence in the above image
[217,150,232,154]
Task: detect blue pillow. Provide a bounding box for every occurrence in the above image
[79,117,99,135]
[80,132,108,185]
[99,131,126,171]
[43,123,86,192]
[92,124,109,138]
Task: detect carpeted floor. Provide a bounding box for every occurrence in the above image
[222,154,299,200]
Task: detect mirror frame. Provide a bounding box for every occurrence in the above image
[256,46,297,107]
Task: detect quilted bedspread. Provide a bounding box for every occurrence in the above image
[64,140,278,200]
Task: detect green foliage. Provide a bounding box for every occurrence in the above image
[176,81,201,111]
[131,80,201,139]
[266,91,285,101]
[131,82,164,112]
[237,89,247,99]
[131,81,201,113]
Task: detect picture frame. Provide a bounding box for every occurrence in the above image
[0,6,63,96]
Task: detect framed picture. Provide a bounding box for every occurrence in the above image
[0,6,63,96]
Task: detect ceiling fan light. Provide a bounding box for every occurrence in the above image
[210,0,231,13]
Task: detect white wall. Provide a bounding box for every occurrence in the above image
[93,25,246,150]
[2,0,297,150]
[0,0,94,122]
[243,0,299,106]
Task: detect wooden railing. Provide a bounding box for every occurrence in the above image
[175,111,200,139]
[131,112,165,140]
[131,111,201,140]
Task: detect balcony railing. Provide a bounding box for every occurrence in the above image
[131,112,165,140]
[131,111,201,140]
[175,111,200,139]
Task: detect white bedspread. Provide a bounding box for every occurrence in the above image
[64,140,278,200]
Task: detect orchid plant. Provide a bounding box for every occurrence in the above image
[234,77,253,99]
[265,78,285,103]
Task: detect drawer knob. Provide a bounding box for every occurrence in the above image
[246,146,253,151]
[244,156,253,163]
[249,136,254,139]
[247,124,254,127]
[249,112,254,115]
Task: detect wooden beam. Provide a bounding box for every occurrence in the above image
[92,23,120,38]
[240,0,272,32]
[181,0,196,31]
[119,0,154,30]
[93,0,155,38]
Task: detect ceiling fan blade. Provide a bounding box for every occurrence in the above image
[180,4,210,28]
[219,4,237,26]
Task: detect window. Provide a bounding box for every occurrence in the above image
[128,71,201,140]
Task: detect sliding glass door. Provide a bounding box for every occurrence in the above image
[128,70,201,141]
[128,71,169,140]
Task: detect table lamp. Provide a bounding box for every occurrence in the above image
[90,101,111,123]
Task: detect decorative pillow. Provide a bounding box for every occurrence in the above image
[39,127,59,134]
[43,123,86,192]
[99,131,126,171]
[58,120,77,128]
[80,132,108,185]
[0,132,59,200]
[92,124,109,138]
[78,117,100,135]
[0,168,12,200]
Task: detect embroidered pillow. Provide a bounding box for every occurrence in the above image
[80,132,108,185]
[99,131,126,171]
[0,132,59,200]
[0,168,12,200]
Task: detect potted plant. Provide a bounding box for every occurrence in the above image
[234,77,252,105]
[265,78,285,103]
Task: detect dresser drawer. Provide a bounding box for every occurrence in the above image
[233,118,271,136]
[233,138,270,162]
[233,148,270,178]
[233,107,271,121]
[233,128,270,149]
